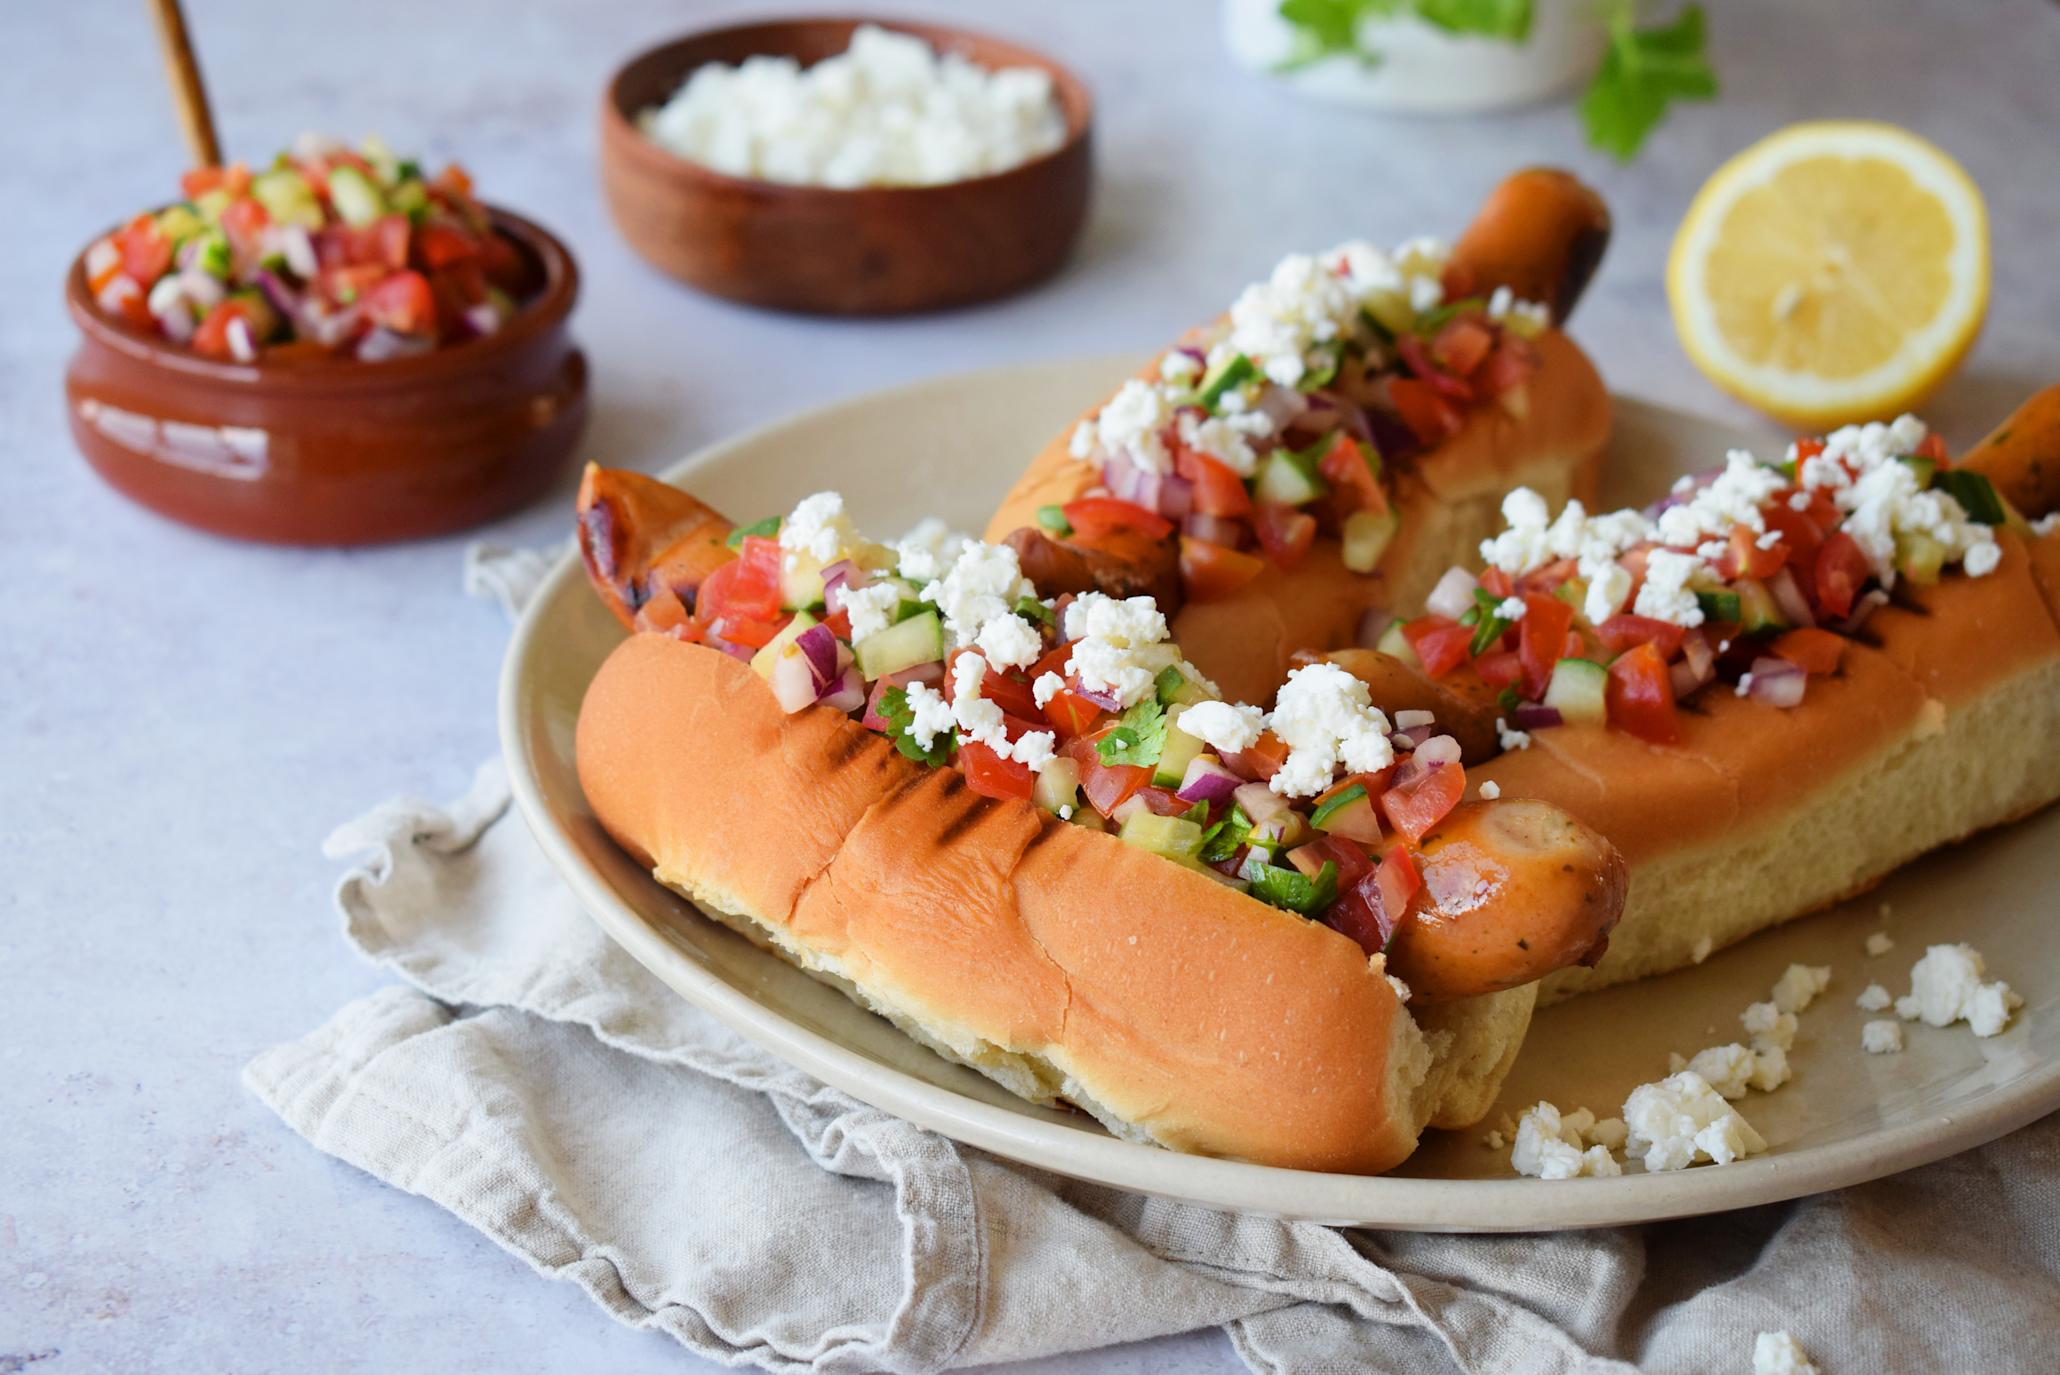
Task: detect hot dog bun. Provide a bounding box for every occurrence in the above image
[577,633,1627,1171]
[985,329,1610,704]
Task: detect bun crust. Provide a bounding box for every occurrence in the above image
[577,634,1441,1173]
[983,332,1611,705]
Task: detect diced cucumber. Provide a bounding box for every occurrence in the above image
[1297,342,1342,392]
[1237,853,1338,916]
[1896,453,1938,488]
[1310,782,1370,833]
[1119,812,1206,869]
[1376,619,1418,669]
[391,179,430,222]
[327,166,388,226]
[781,554,826,611]
[1554,577,1589,616]
[1733,578,1787,633]
[855,610,944,679]
[1341,508,1400,573]
[1542,657,1608,726]
[189,231,231,280]
[252,170,325,229]
[193,188,232,224]
[1695,588,1742,623]
[1247,809,1311,854]
[1253,446,1327,507]
[1152,706,1207,787]
[155,204,204,245]
[1196,353,1255,409]
[748,611,819,680]
[1934,470,2006,526]
[1153,666,1211,707]
[1895,531,1946,585]
[1035,504,1071,536]
[1033,757,1081,816]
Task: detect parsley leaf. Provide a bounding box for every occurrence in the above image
[1578,2,1718,162]
[725,515,781,549]
[1095,699,1168,767]
[877,687,953,768]
[1413,0,1532,42]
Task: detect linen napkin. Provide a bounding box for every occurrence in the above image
[244,548,2060,1375]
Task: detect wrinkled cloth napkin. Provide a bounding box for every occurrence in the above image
[244,550,2060,1375]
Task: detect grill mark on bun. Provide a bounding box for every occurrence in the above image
[937,797,996,845]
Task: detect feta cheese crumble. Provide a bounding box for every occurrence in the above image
[1770,964,1832,1015]
[639,24,1066,188]
[1622,1071,1768,1172]
[1509,1102,1623,1180]
[894,517,971,585]
[1894,944,2022,1037]
[1861,1019,1904,1055]
[1061,592,1180,709]
[1753,1331,1819,1375]
[1798,415,2001,586]
[1175,699,1267,755]
[1856,982,1893,1012]
[922,541,1036,651]
[1496,717,1532,752]
[946,652,1055,772]
[1864,931,1895,957]
[1478,780,1502,800]
[841,581,903,644]
[1264,662,1396,798]
[901,681,954,751]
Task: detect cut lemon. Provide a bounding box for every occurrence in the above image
[1668,121,1989,430]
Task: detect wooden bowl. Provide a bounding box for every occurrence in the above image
[63,207,588,546]
[599,17,1094,315]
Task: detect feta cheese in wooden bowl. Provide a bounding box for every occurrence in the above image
[599,18,1094,315]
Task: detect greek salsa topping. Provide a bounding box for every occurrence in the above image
[1391,415,2018,744]
[1058,237,1551,601]
[628,489,1474,949]
[82,134,536,362]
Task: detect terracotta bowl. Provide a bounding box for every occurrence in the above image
[63,207,588,546]
[600,17,1094,315]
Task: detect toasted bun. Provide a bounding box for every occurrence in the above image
[578,633,1456,1173]
[984,331,1609,703]
[1465,530,2060,1001]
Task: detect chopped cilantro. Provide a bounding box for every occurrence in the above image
[1095,699,1168,767]
[877,687,953,768]
[726,515,781,549]
[1201,806,1253,864]
[1578,3,1717,161]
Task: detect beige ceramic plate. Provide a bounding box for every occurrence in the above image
[500,355,2059,1230]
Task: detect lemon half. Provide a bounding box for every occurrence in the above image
[1668,121,1989,430]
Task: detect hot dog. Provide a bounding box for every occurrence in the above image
[571,467,1629,1172]
[1325,390,2060,1003]
[983,169,1614,705]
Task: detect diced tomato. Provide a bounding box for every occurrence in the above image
[1771,626,1845,675]
[1516,557,1577,597]
[1065,736,1150,815]
[698,549,780,626]
[1758,502,1825,568]
[1300,832,1375,894]
[417,221,480,270]
[1375,846,1423,933]
[1605,641,1680,744]
[1472,649,1522,689]
[1330,847,1420,958]
[1811,531,1870,620]
[633,586,699,639]
[1395,334,1475,401]
[434,163,475,197]
[972,659,1042,721]
[711,613,783,649]
[1595,614,1686,660]
[363,270,437,335]
[1433,316,1496,377]
[1252,503,1317,571]
[1792,436,1826,467]
[1403,617,1475,679]
[371,213,412,271]
[959,741,1035,802]
[1028,644,1103,738]
[1174,448,1253,518]
[219,197,271,259]
[1315,433,1387,516]
[1388,377,1464,447]
[1517,592,1574,700]
[1916,432,1950,465]
[1063,497,1173,541]
[1179,536,1265,601]
[1477,567,1516,599]
[190,300,257,360]
[1721,523,1789,580]
[1222,730,1289,783]
[1134,786,1194,817]
[1477,335,1539,398]
[116,215,173,286]
[1379,761,1465,844]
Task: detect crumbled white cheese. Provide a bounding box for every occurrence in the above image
[1061,592,1179,709]
[1856,982,1893,1012]
[1496,717,1532,752]
[1894,943,2022,1037]
[1740,1002,1798,1052]
[1771,964,1832,1015]
[841,581,904,645]
[922,541,1036,650]
[1745,1041,1791,1093]
[1753,1331,1819,1375]
[1393,709,1436,730]
[1478,780,1502,800]
[1865,931,1895,957]
[1089,378,1179,474]
[1176,699,1267,755]
[1800,415,2000,585]
[1158,350,1201,384]
[1483,1130,1507,1151]
[779,490,886,573]
[1862,1020,1904,1055]
[975,611,1044,671]
[1634,548,1709,628]
[1735,672,1756,699]
[639,24,1066,188]
[1622,1071,1768,1172]
[1686,1043,1759,1099]
[946,652,1053,772]
[1175,407,1274,477]
[2033,512,2060,537]
[1479,492,1654,628]
[1264,662,1396,798]
[1011,730,1056,773]
[1653,450,1787,548]
[1032,672,1065,708]
[1495,596,1527,622]
[1509,1102,1623,1180]
[1386,974,1413,1005]
[895,517,972,585]
[901,681,954,751]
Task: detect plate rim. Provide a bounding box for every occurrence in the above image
[497,359,2060,1231]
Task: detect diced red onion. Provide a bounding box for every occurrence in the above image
[1110,794,1151,825]
[861,679,894,730]
[1255,383,1306,429]
[1300,390,1373,441]
[253,269,302,323]
[1102,453,1162,511]
[702,622,756,663]
[154,297,196,344]
[226,317,257,363]
[1511,703,1563,731]
[794,623,838,685]
[1071,679,1124,712]
[1414,734,1463,769]
[1357,607,1395,649]
[1389,725,1435,752]
[1747,656,1807,708]
[1671,656,1715,699]
[882,661,944,688]
[1426,566,1479,620]
[834,641,855,674]
[278,224,318,279]
[1233,780,1289,823]
[817,664,866,713]
[1286,843,1329,880]
[1184,513,1245,547]
[305,302,363,349]
[178,268,224,309]
[1157,473,1194,521]
[1767,567,1816,628]
[1836,589,1889,634]
[462,302,503,337]
[1681,628,1716,680]
[1176,756,1242,804]
[769,651,819,712]
[1176,345,1205,365]
[356,326,430,362]
[820,559,864,613]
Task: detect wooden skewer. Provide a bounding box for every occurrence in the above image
[146,0,222,168]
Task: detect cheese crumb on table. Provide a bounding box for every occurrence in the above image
[1856,982,1893,1012]
[1478,780,1501,800]
[1771,963,1832,1014]
[1509,1102,1623,1179]
[1753,1330,1820,1375]
[1862,1020,1904,1055]
[1623,1071,1767,1172]
[1864,931,1895,956]
[1894,943,2022,1037]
